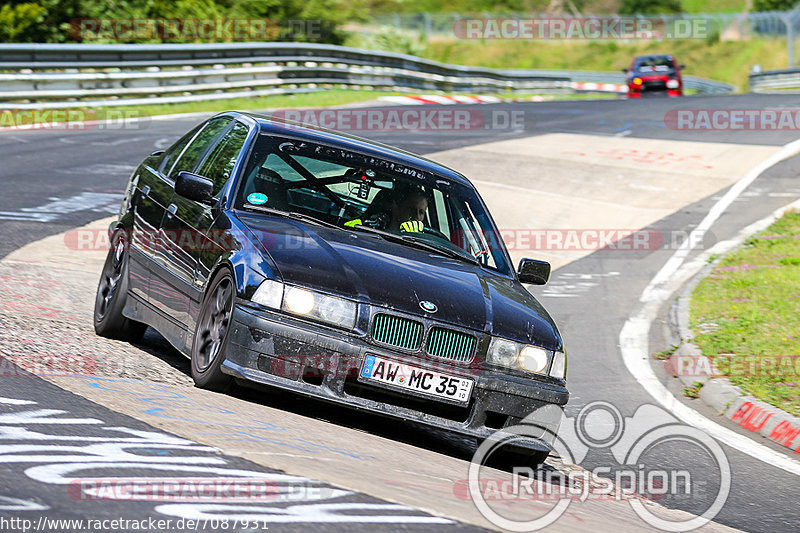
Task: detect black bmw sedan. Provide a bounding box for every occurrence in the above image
[95,111,568,462]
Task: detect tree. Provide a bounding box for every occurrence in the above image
[753,0,799,11]
[0,2,47,41]
[0,0,365,44]
[619,0,682,15]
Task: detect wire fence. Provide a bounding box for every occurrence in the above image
[356,8,800,66]
[364,9,800,38]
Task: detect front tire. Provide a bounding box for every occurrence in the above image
[94,231,146,342]
[191,268,235,391]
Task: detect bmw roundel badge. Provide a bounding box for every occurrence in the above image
[419,301,438,313]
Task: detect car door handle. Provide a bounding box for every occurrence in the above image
[166,203,177,217]
[141,185,151,197]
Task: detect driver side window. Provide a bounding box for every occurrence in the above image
[167,117,231,180]
[196,121,250,195]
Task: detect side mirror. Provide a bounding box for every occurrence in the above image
[518,258,550,285]
[622,68,629,73]
[175,171,214,204]
[679,64,686,69]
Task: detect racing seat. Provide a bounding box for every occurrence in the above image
[363,188,393,220]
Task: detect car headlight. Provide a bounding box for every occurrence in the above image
[252,279,284,309]
[550,350,567,379]
[519,345,549,373]
[251,280,357,330]
[487,337,552,375]
[666,79,680,89]
[487,338,518,367]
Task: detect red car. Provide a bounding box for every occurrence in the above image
[623,54,684,97]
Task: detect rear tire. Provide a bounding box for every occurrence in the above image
[191,268,235,392]
[94,230,147,342]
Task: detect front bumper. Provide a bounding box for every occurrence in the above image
[628,78,682,97]
[223,305,568,452]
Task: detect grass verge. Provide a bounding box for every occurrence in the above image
[348,32,791,91]
[690,211,800,416]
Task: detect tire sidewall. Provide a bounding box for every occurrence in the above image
[191,268,235,389]
[94,230,131,334]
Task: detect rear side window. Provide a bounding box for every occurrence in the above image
[197,121,250,195]
[168,117,231,179]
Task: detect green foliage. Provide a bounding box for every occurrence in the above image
[365,28,426,55]
[366,0,551,14]
[0,2,47,41]
[683,381,704,399]
[0,0,365,43]
[619,0,682,14]
[653,344,680,360]
[753,0,798,11]
[691,211,800,416]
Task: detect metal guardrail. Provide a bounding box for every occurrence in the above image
[0,43,734,108]
[749,67,800,92]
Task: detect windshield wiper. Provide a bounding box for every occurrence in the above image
[402,234,480,264]
[240,204,340,230]
[349,225,478,264]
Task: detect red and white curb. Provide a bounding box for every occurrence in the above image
[378,85,625,106]
[377,94,552,105]
[572,82,627,93]
[378,95,501,105]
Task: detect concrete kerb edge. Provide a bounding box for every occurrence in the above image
[668,204,800,453]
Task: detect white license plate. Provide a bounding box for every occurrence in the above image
[359,354,473,403]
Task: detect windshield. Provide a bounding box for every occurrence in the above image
[233,134,511,274]
[634,56,675,72]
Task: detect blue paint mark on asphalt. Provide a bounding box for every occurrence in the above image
[196,430,376,459]
[143,407,286,432]
[80,377,375,461]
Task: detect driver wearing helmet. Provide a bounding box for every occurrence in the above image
[346,183,428,233]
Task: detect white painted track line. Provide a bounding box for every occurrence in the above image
[619,138,800,476]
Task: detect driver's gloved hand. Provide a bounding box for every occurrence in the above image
[345,213,390,230]
[400,220,423,233]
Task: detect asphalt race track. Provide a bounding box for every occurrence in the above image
[1,93,800,532]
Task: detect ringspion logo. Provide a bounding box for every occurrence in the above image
[468,401,730,531]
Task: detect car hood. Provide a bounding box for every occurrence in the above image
[237,213,561,349]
